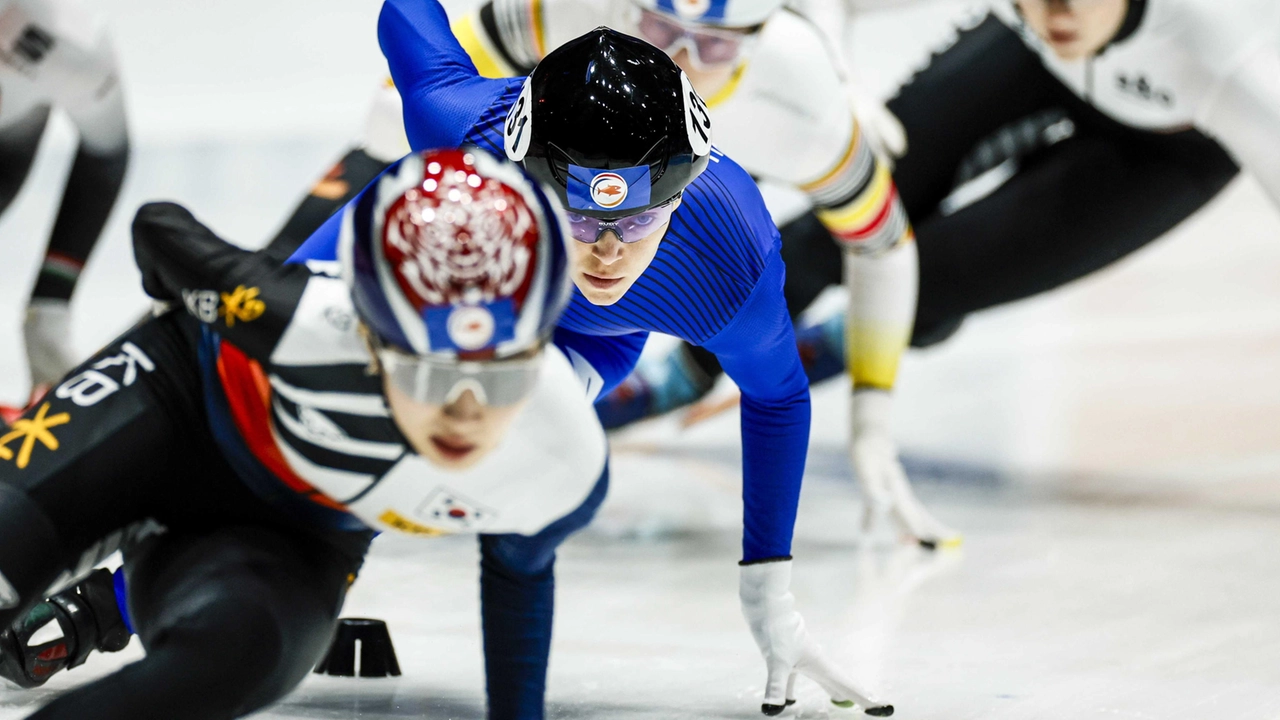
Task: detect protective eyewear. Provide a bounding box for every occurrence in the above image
[565,195,680,244]
[635,9,759,69]
[377,347,542,407]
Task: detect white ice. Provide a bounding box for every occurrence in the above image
[3,1,1280,718]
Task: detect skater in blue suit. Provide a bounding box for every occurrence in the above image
[365,1,892,715]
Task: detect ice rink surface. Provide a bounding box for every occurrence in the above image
[3,1,1280,718]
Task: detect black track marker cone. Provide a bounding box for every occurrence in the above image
[314,618,401,678]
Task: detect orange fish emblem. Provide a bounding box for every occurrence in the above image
[590,173,629,209]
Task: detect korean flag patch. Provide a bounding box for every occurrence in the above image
[415,487,497,532]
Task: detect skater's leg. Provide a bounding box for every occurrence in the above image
[28,525,365,720]
[262,147,392,263]
[887,14,1060,218]
[0,315,204,630]
[0,107,50,218]
[911,129,1239,346]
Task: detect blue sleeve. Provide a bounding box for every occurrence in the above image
[285,204,344,264]
[378,0,507,151]
[703,253,810,563]
[552,327,648,401]
[112,566,134,636]
[479,467,609,720]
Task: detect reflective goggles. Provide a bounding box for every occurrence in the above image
[377,346,543,407]
[565,195,680,244]
[635,8,759,69]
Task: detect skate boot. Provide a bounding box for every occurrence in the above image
[595,346,716,430]
[0,569,132,688]
[0,384,55,427]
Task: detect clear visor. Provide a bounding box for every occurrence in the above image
[378,347,543,407]
[634,8,759,70]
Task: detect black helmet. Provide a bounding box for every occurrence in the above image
[504,27,713,220]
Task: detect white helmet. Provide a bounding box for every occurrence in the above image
[631,0,786,28]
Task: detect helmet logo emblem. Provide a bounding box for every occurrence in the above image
[446,305,497,351]
[590,173,629,209]
[675,0,711,19]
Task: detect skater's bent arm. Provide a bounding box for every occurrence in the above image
[132,202,310,360]
[552,328,648,402]
[705,255,810,563]
[378,0,503,151]
[802,119,917,393]
[451,0,537,78]
[478,468,608,713]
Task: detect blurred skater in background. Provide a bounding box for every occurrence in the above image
[0,0,129,422]
[788,0,1280,399]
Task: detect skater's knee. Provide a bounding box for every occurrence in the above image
[28,601,296,720]
[145,598,296,713]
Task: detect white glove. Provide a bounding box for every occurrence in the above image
[852,390,961,549]
[739,560,893,717]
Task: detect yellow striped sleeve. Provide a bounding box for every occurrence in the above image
[848,320,912,391]
[530,0,545,58]
[452,11,516,79]
[816,164,894,235]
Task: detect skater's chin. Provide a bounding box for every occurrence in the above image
[427,435,481,466]
[574,272,635,305]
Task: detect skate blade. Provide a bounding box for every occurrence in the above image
[917,534,964,551]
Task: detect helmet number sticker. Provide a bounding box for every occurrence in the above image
[504,79,534,162]
[680,72,712,156]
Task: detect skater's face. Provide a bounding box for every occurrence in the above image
[672,48,740,99]
[1017,0,1128,60]
[631,8,761,97]
[384,365,531,469]
[568,197,680,306]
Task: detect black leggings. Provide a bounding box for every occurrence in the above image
[0,314,370,719]
[777,14,1241,351]
[262,147,391,263]
[0,106,130,302]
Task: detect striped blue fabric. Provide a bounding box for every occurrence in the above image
[375,0,811,563]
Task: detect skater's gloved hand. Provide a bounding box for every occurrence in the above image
[851,390,961,550]
[739,559,892,717]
